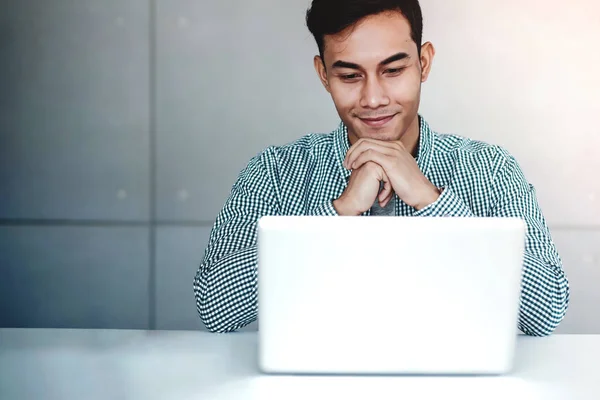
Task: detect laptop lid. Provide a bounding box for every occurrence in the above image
[257,216,526,375]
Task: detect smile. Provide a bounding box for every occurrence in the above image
[359,114,396,128]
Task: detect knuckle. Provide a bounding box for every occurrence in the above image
[369,162,384,174]
[362,161,373,170]
[362,161,377,172]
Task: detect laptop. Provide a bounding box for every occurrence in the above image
[256,215,526,375]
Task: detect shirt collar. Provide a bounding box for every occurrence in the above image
[332,114,435,181]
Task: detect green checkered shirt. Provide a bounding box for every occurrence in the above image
[194,115,570,335]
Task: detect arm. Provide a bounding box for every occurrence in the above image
[413,150,569,336]
[193,151,338,333]
[193,154,276,333]
[489,151,569,336]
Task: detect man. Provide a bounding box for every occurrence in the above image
[193,0,569,335]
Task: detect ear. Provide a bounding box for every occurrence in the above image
[313,55,331,93]
[419,42,436,83]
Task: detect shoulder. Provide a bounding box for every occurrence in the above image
[264,132,334,158]
[253,131,335,169]
[237,131,335,179]
[430,128,530,192]
[432,130,517,167]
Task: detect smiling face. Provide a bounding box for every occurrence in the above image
[314,10,435,148]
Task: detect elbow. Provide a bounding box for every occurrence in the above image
[519,262,570,337]
[201,317,236,334]
[520,285,570,337]
[519,319,559,337]
[199,311,251,333]
[193,275,225,332]
[198,304,243,333]
[193,271,252,333]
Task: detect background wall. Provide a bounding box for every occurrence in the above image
[0,0,598,333]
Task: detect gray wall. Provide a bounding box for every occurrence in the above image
[0,0,598,333]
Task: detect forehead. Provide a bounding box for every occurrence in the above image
[323,11,415,65]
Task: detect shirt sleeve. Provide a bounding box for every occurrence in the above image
[193,151,338,332]
[412,185,474,217]
[414,149,569,336]
[490,150,569,336]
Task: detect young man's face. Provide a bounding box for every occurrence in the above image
[314,11,435,145]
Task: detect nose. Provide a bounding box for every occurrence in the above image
[359,76,390,109]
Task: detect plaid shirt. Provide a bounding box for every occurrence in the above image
[194,115,569,336]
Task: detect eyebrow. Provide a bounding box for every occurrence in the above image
[331,52,411,70]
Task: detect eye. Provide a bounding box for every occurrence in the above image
[385,67,406,75]
[340,73,361,82]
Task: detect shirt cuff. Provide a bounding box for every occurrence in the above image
[307,201,339,216]
[413,186,474,217]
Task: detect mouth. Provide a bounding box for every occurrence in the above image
[358,114,396,128]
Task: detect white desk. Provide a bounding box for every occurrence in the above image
[0,329,598,400]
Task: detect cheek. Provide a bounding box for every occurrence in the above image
[330,84,359,111]
[387,76,421,105]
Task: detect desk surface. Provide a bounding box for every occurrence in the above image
[0,329,598,400]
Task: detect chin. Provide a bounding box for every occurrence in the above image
[356,128,402,142]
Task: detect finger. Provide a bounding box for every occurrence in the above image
[379,179,392,202]
[345,140,397,169]
[380,194,393,208]
[379,173,393,205]
[346,140,395,168]
[351,148,392,171]
[345,139,369,168]
[379,188,393,208]
[354,138,399,151]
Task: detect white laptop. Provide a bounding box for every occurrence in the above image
[257,216,526,375]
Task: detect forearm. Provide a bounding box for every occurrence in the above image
[194,246,258,333]
[194,197,346,333]
[414,179,569,335]
[307,200,340,216]
[517,252,569,336]
[413,186,474,217]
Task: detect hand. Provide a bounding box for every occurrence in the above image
[333,161,392,216]
[343,138,440,210]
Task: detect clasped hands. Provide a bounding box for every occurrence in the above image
[333,138,441,216]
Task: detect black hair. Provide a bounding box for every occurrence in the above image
[306,0,423,64]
